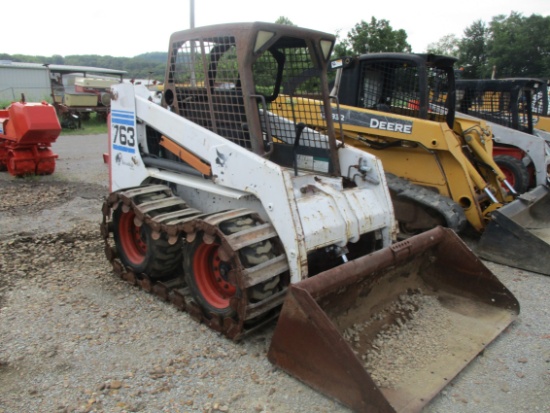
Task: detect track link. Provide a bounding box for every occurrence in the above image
[100,184,289,340]
[385,173,468,236]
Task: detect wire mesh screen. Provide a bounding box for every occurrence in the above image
[358,62,450,121]
[456,82,534,133]
[426,66,451,116]
[253,42,330,151]
[532,82,549,116]
[170,37,251,149]
[166,33,334,172]
[458,89,515,127]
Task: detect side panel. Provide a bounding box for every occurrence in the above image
[109,83,149,191]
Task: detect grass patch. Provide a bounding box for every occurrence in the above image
[60,111,108,135]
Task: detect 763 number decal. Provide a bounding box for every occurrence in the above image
[111,109,136,153]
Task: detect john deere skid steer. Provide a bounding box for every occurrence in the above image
[273,52,550,275]
[101,24,519,412]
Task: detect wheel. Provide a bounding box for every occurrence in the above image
[184,234,237,317]
[494,155,530,194]
[112,204,182,278]
[183,215,282,319]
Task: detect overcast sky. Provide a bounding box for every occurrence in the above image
[3,0,549,58]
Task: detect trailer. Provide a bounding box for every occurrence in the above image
[46,64,126,128]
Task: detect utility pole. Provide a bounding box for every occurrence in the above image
[190,0,195,28]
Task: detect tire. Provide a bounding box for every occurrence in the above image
[494,155,530,194]
[183,234,237,318]
[112,205,183,279]
[183,215,281,319]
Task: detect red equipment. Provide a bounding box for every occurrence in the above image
[0,100,60,176]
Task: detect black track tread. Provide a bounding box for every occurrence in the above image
[385,173,468,234]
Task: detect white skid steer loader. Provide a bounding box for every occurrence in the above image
[101,23,519,413]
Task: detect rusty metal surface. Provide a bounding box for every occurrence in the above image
[164,22,341,173]
[103,184,522,411]
[268,226,519,413]
[101,185,288,340]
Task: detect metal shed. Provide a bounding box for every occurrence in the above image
[0,61,51,103]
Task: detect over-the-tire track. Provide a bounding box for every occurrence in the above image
[100,184,290,340]
[385,173,468,236]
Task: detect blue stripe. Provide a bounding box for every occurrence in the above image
[111,110,135,125]
[111,109,134,118]
[113,144,136,153]
[112,117,134,126]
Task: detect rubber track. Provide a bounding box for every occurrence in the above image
[385,173,468,234]
[100,184,289,340]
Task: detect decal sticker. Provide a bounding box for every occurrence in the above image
[330,107,413,134]
[111,109,136,153]
[297,154,329,173]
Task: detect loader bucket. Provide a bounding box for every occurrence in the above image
[268,227,519,413]
[477,184,550,276]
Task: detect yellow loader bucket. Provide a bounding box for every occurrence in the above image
[268,227,519,413]
[477,185,550,276]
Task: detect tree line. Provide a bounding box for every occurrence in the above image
[334,12,550,79]
[0,52,168,81]
[3,12,549,81]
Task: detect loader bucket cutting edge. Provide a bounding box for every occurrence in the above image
[477,185,550,276]
[268,227,519,413]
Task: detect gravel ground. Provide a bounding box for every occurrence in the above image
[0,134,549,413]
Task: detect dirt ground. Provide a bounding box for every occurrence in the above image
[0,134,549,413]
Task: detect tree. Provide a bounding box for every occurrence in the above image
[457,20,491,78]
[50,54,65,65]
[488,12,550,78]
[427,34,460,57]
[275,16,296,26]
[456,12,550,79]
[335,17,411,57]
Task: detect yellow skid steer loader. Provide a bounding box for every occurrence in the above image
[270,53,550,275]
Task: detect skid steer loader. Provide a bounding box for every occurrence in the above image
[533,79,550,135]
[456,77,550,192]
[101,23,519,413]
[275,52,550,275]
